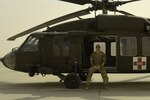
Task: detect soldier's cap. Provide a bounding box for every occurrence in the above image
[96,44,101,48]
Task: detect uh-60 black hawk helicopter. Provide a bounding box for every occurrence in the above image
[0,0,150,89]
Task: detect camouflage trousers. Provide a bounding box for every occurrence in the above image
[86,65,109,87]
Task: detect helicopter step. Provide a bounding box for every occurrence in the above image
[106,67,118,73]
[83,67,117,73]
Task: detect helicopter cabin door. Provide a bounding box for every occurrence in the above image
[117,36,140,72]
[83,36,117,72]
[40,35,73,73]
[117,36,150,73]
[50,35,72,72]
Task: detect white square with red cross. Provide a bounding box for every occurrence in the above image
[133,57,147,70]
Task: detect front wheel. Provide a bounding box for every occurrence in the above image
[28,68,35,77]
[64,73,81,89]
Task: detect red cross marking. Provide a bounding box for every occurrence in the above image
[134,58,146,70]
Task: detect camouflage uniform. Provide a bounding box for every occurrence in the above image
[86,51,109,87]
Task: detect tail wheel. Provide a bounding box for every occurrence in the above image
[64,73,81,89]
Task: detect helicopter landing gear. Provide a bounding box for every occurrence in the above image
[28,67,36,77]
[64,73,81,89]
[57,73,66,83]
[29,70,35,77]
[79,73,87,81]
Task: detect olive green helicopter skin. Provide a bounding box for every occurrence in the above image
[1,0,150,89]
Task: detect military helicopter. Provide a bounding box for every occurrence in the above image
[0,0,150,89]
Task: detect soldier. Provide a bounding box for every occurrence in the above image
[85,44,109,90]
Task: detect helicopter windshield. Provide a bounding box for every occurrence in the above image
[20,36,39,52]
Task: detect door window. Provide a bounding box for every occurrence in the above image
[53,36,61,56]
[111,42,116,56]
[142,37,150,56]
[53,36,70,57]
[120,37,137,56]
[62,37,70,56]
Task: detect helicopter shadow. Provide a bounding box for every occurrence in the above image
[0,78,150,100]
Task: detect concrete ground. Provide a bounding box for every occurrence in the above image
[0,63,150,100]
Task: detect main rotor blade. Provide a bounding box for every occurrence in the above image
[114,0,141,6]
[115,10,134,16]
[146,19,150,25]
[8,8,90,41]
[59,0,92,5]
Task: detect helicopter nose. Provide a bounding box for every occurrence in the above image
[2,52,16,69]
[0,58,3,63]
[0,58,2,61]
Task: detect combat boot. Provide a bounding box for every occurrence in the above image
[84,86,89,90]
[103,84,109,90]
[84,84,89,90]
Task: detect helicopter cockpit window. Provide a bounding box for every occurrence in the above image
[142,37,150,56]
[20,37,39,52]
[120,37,137,56]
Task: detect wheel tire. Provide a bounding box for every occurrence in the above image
[29,72,35,77]
[29,68,35,77]
[64,73,81,89]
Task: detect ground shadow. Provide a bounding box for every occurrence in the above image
[0,81,150,100]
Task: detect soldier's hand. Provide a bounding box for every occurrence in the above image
[98,66,101,69]
[94,65,101,70]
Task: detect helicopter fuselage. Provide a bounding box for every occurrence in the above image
[1,15,150,80]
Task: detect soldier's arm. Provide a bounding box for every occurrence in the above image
[90,53,94,66]
[101,53,106,67]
